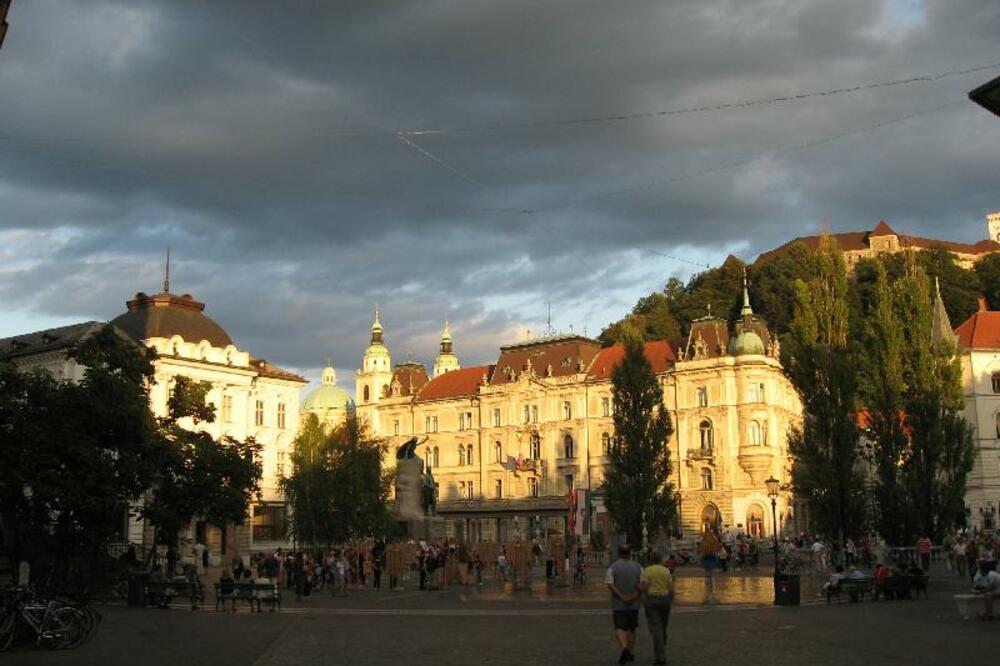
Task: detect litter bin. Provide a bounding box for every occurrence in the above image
[774,574,800,606]
[127,572,146,607]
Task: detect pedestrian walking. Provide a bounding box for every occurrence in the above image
[605,544,643,665]
[640,551,674,666]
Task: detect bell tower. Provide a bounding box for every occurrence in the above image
[355,307,393,434]
[432,320,461,377]
[988,211,1000,243]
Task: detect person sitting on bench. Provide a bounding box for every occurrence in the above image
[973,560,1000,620]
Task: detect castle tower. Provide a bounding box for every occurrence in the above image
[432,320,461,378]
[356,308,393,434]
[988,211,1000,243]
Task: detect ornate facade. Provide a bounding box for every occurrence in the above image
[357,281,801,543]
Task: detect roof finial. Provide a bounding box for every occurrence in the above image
[740,266,753,318]
[163,246,171,293]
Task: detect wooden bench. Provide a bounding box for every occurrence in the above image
[144,579,204,609]
[875,574,929,600]
[827,576,873,603]
[213,582,282,612]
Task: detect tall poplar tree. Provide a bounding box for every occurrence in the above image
[783,236,865,541]
[603,331,675,548]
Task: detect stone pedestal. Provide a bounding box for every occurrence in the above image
[394,458,425,522]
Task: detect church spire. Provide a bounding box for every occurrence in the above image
[433,319,460,378]
[740,266,753,318]
[371,306,383,345]
[440,320,452,354]
[931,277,958,346]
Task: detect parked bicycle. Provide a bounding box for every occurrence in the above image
[0,587,88,651]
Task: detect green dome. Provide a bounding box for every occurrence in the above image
[302,366,354,414]
[729,330,765,356]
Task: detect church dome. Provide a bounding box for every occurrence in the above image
[302,366,354,415]
[729,330,765,356]
[110,291,232,347]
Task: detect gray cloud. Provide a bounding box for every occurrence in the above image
[1,0,998,387]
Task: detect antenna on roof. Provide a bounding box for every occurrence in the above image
[163,246,171,293]
[544,302,555,336]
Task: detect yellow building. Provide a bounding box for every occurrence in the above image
[356,282,801,543]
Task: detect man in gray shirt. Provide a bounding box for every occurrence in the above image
[605,544,643,664]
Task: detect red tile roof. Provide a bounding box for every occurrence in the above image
[391,362,429,396]
[955,311,1000,349]
[491,336,602,385]
[416,365,492,402]
[870,220,897,236]
[587,340,676,380]
[251,358,307,383]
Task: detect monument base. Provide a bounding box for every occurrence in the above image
[399,516,446,541]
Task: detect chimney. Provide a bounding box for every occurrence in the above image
[979,295,989,312]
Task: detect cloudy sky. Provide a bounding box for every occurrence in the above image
[1,0,998,393]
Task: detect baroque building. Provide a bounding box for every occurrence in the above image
[356,280,801,544]
[0,280,305,562]
[757,212,1000,270]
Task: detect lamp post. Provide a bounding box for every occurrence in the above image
[765,476,781,578]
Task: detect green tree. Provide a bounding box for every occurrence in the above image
[749,242,818,335]
[783,236,866,541]
[599,292,681,347]
[603,331,675,548]
[974,253,1000,311]
[143,377,262,547]
[0,326,161,577]
[282,413,392,546]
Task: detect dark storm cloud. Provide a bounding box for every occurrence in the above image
[1,0,999,383]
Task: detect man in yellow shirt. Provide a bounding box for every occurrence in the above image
[640,551,674,666]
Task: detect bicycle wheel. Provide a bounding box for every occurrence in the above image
[42,607,84,649]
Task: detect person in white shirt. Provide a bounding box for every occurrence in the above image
[973,561,1000,619]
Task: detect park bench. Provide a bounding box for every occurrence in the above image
[213,582,282,612]
[826,576,873,604]
[876,574,929,600]
[144,578,204,610]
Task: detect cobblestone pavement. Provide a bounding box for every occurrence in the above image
[4,562,995,665]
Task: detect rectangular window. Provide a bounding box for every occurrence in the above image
[696,386,708,408]
[432,416,439,433]
[458,413,466,431]
[425,416,431,433]
[601,397,610,417]
[255,400,265,427]
[531,405,538,423]
[222,395,233,423]
[276,451,286,478]
[757,383,766,403]
[564,474,574,492]
[466,480,474,500]
[492,408,501,427]
[494,479,503,499]
[563,401,572,420]
[394,420,400,436]
[528,477,539,498]
[466,412,473,430]
[277,403,286,429]
[523,405,530,423]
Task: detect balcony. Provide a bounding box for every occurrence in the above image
[686,447,714,463]
[737,445,774,485]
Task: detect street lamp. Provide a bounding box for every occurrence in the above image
[765,476,781,578]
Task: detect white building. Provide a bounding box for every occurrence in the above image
[956,306,1000,530]
[0,284,305,561]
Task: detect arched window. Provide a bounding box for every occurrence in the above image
[530,434,541,460]
[494,441,503,463]
[564,434,575,458]
[363,385,370,402]
[432,446,440,468]
[601,432,611,455]
[700,467,713,490]
[993,372,1000,393]
[458,446,466,466]
[749,421,761,446]
[466,444,474,466]
[701,504,721,533]
[747,504,765,538]
[699,420,714,453]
